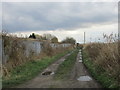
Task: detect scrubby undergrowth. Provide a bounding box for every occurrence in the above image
[83,41,120,88]
[2,34,73,76]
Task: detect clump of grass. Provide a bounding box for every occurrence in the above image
[55,49,78,80]
[2,50,71,88]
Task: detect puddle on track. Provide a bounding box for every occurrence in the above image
[78,60,82,63]
[79,57,82,60]
[77,76,92,81]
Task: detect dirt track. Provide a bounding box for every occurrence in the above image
[14,50,101,88]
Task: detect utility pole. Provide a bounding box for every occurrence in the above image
[84,32,86,45]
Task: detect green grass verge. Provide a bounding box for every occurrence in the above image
[2,50,72,88]
[82,49,119,88]
[54,49,79,80]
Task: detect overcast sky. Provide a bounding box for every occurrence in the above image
[1,1,118,43]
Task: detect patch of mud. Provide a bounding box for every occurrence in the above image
[77,76,92,81]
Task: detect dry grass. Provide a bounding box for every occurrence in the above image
[2,35,28,76]
[84,33,120,86]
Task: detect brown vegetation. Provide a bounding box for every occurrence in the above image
[84,33,120,85]
[2,33,73,77]
[2,35,27,76]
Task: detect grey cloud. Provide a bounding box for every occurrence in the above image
[2,2,117,32]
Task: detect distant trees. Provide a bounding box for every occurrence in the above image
[42,34,58,43]
[42,34,53,40]
[35,34,42,41]
[61,37,76,44]
[42,34,54,40]
[28,33,76,44]
[51,37,58,43]
[29,33,36,39]
[28,33,58,43]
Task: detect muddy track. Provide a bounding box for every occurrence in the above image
[14,49,101,88]
[67,49,101,88]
